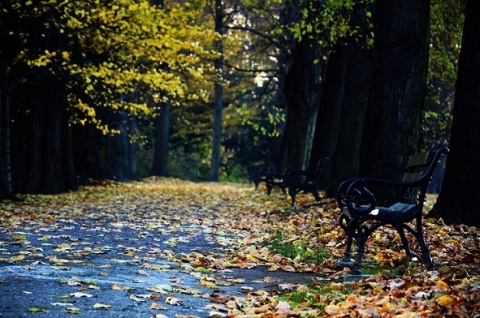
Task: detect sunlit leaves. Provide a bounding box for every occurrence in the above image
[5,0,219,136]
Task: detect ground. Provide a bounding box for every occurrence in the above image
[1,177,479,317]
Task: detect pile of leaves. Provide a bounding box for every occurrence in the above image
[1,177,479,317]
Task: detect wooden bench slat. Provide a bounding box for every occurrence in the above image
[402,171,423,182]
[406,151,431,168]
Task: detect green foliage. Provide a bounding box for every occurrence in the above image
[424,0,465,146]
[280,283,351,309]
[286,0,374,49]
[222,164,250,183]
[270,231,327,263]
[359,261,383,275]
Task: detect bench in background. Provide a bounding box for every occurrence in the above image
[251,166,287,195]
[284,157,331,208]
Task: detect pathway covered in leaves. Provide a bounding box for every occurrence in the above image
[1,178,479,317]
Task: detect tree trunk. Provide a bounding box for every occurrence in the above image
[210,0,224,181]
[0,8,16,199]
[429,0,480,227]
[73,112,137,184]
[359,0,430,179]
[329,2,375,194]
[150,102,170,176]
[108,114,138,181]
[0,83,13,195]
[281,33,328,170]
[12,81,77,194]
[310,46,347,169]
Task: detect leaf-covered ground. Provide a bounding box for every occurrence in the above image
[0,177,479,317]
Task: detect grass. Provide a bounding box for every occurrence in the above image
[270,231,327,263]
[280,284,351,309]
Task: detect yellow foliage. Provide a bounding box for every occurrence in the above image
[14,0,219,135]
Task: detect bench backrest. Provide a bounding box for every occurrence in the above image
[402,147,448,184]
[402,151,433,182]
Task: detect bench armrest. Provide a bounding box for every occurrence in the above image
[336,176,429,217]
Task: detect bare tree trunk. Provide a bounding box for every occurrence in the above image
[210,0,224,181]
[13,81,77,194]
[150,102,170,176]
[281,34,328,170]
[429,0,480,227]
[360,0,430,179]
[329,2,375,194]
[0,86,12,194]
[310,46,347,168]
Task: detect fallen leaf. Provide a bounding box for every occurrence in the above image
[150,302,167,310]
[65,307,81,314]
[166,296,183,305]
[93,303,112,309]
[436,295,455,307]
[70,292,94,298]
[27,307,46,312]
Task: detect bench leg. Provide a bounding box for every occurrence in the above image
[336,234,356,268]
[288,188,298,208]
[414,218,435,270]
[266,184,273,195]
[350,232,368,275]
[394,225,413,257]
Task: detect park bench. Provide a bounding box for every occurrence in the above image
[251,166,287,195]
[335,147,449,275]
[284,157,331,208]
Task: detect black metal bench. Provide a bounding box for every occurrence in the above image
[284,157,331,208]
[251,166,287,195]
[335,147,449,275]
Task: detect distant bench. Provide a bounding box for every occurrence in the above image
[252,158,331,208]
[251,166,287,195]
[335,147,449,275]
[284,157,331,208]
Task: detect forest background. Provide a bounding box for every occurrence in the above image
[1,0,479,227]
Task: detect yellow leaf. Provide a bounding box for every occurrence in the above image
[65,307,81,314]
[11,254,25,262]
[436,280,449,288]
[328,282,345,291]
[436,295,455,307]
[12,234,25,241]
[150,302,166,310]
[62,51,70,61]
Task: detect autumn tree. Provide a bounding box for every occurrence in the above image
[2,0,218,193]
[429,0,480,227]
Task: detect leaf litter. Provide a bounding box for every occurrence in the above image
[0,177,479,317]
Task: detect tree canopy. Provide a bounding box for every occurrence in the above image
[1,0,475,225]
